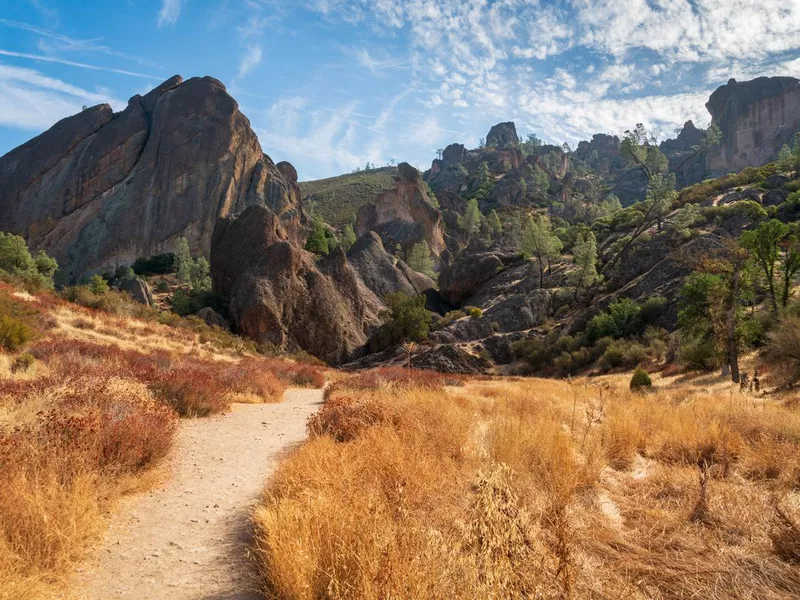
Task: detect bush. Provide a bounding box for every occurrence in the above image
[678,334,720,371]
[466,306,483,318]
[11,352,35,373]
[601,340,647,371]
[640,296,668,324]
[88,274,110,295]
[133,253,176,276]
[307,394,389,442]
[433,310,467,331]
[370,292,432,352]
[0,232,58,291]
[763,316,800,386]
[0,314,32,352]
[589,298,642,341]
[630,367,652,391]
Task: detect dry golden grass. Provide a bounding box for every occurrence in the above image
[254,372,800,599]
[0,282,322,598]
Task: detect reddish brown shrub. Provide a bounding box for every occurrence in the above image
[292,366,326,389]
[324,367,453,400]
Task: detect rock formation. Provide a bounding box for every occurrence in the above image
[0,75,305,283]
[347,231,434,300]
[486,122,519,148]
[355,163,446,261]
[706,77,800,175]
[210,204,382,365]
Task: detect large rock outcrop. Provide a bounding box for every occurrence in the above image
[486,122,519,149]
[706,77,800,175]
[347,231,434,299]
[355,163,446,261]
[210,204,382,365]
[0,75,305,283]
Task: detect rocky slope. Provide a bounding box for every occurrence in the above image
[0,75,304,283]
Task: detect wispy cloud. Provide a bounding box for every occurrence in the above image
[0,49,158,79]
[0,18,163,69]
[0,62,124,130]
[238,45,263,78]
[157,0,183,28]
[355,48,408,73]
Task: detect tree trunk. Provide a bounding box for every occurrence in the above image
[726,267,741,384]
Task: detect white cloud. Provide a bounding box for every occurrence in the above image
[0,62,124,130]
[157,0,183,28]
[238,45,263,78]
[0,49,157,79]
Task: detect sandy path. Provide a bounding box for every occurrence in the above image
[74,388,323,600]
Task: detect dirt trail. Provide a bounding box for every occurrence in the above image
[74,388,323,600]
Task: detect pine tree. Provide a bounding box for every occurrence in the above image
[175,237,192,285]
[305,214,330,255]
[458,198,483,240]
[521,215,563,286]
[407,241,435,277]
[777,144,794,174]
[569,231,601,300]
[341,223,357,252]
[487,209,503,235]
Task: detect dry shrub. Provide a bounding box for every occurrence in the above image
[307,394,389,442]
[771,501,800,564]
[292,365,326,389]
[324,367,453,400]
[0,375,177,594]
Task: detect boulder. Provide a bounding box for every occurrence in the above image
[196,307,230,330]
[347,232,434,299]
[114,276,153,306]
[0,75,305,283]
[483,290,552,333]
[762,189,789,207]
[355,163,446,262]
[486,122,519,149]
[438,252,504,306]
[429,316,494,343]
[211,205,382,364]
[763,174,789,189]
[410,344,490,375]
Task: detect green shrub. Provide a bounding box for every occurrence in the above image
[466,306,483,318]
[0,314,32,352]
[370,292,432,352]
[630,367,652,391]
[600,340,647,371]
[89,274,110,295]
[677,335,720,370]
[11,352,35,373]
[589,298,642,341]
[133,253,177,276]
[0,232,58,291]
[640,296,668,324]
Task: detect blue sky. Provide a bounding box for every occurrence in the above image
[1,1,799,181]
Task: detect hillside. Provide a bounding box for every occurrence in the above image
[300,166,399,228]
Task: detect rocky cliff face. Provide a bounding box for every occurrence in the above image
[355,163,446,261]
[211,204,382,365]
[0,75,304,283]
[706,77,800,175]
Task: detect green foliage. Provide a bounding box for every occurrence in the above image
[133,253,176,276]
[531,167,550,196]
[740,219,800,309]
[629,367,652,391]
[173,237,212,292]
[305,214,331,255]
[569,231,601,295]
[521,215,563,284]
[458,198,483,239]
[679,164,777,206]
[589,298,642,341]
[640,296,668,324]
[677,335,720,370]
[0,232,58,291]
[486,209,503,235]
[407,241,436,277]
[0,313,32,352]
[88,273,109,295]
[371,292,432,352]
[466,306,483,318]
[11,352,35,373]
[701,200,768,222]
[341,223,357,252]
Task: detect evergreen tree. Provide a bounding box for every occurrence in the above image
[521,215,563,287]
[341,223,357,252]
[175,237,193,285]
[458,198,483,240]
[407,241,436,277]
[531,167,549,196]
[487,209,503,235]
[777,144,794,175]
[569,231,601,300]
[305,214,330,255]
